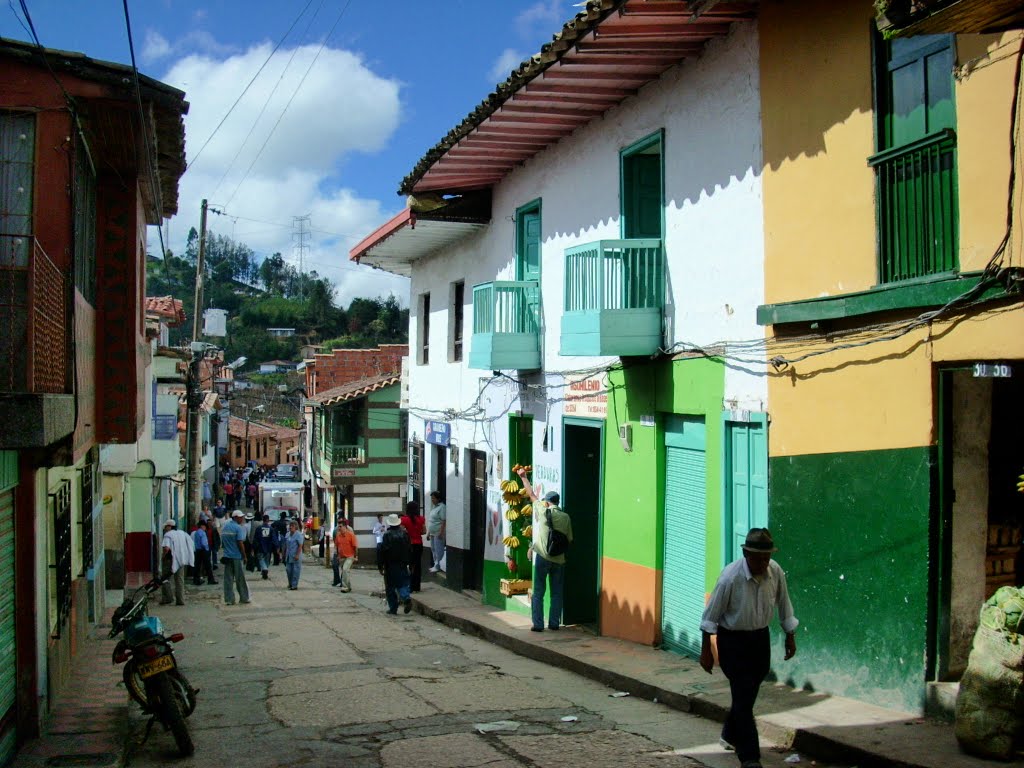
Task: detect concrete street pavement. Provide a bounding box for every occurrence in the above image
[12,558,1022,768]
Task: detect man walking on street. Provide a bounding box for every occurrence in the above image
[379,513,412,614]
[283,519,304,590]
[159,519,195,606]
[517,468,572,632]
[220,509,251,605]
[333,519,358,592]
[700,528,798,768]
[191,519,217,586]
[253,514,279,580]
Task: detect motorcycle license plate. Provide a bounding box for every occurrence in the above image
[138,655,175,678]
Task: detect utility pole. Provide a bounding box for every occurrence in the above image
[185,199,209,530]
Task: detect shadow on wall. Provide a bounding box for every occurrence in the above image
[600,588,659,647]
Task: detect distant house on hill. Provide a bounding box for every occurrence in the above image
[267,327,296,338]
[259,360,300,374]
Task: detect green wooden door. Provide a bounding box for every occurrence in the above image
[517,208,541,282]
[662,416,706,657]
[624,153,662,239]
[562,421,601,626]
[0,454,16,765]
[726,415,768,563]
[509,415,533,577]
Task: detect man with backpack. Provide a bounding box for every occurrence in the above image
[253,514,280,580]
[516,467,573,632]
[378,513,413,615]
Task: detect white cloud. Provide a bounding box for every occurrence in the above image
[516,0,567,38]
[142,31,171,63]
[488,48,528,84]
[156,41,410,306]
[141,27,238,65]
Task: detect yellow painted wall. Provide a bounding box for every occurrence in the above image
[769,309,1024,457]
[761,1,1024,306]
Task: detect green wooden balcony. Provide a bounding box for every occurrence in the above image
[560,239,664,356]
[469,281,541,371]
[327,442,365,466]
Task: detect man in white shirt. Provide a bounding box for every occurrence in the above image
[159,519,196,606]
[699,528,798,768]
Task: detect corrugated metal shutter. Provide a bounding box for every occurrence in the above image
[0,486,16,764]
[662,437,706,658]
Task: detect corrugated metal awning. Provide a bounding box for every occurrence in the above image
[349,208,489,276]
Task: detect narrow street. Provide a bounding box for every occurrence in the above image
[125,559,839,768]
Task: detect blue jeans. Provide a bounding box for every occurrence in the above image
[222,558,249,604]
[383,563,411,613]
[257,551,271,572]
[286,559,302,588]
[531,555,564,630]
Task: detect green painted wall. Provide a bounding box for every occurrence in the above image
[768,446,932,712]
[603,357,726,585]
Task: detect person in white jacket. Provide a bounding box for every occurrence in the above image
[159,519,195,606]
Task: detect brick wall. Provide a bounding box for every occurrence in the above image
[309,344,408,395]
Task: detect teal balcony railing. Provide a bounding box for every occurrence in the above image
[869,129,958,285]
[328,442,365,465]
[561,239,663,356]
[469,280,541,371]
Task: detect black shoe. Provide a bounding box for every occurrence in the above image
[208,580,218,585]
[548,625,560,631]
[386,609,398,615]
[530,627,544,632]
[262,571,269,580]
[403,598,412,614]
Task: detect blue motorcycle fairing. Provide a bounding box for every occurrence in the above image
[125,615,163,645]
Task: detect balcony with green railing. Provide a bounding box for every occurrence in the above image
[869,129,958,285]
[469,281,541,371]
[328,442,366,466]
[560,239,664,356]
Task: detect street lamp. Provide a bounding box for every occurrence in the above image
[240,403,265,466]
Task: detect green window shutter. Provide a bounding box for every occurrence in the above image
[872,34,958,284]
[516,202,541,282]
[620,132,663,240]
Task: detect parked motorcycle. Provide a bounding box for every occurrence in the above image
[109,576,198,756]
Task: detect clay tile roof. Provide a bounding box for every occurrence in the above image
[228,418,276,439]
[145,296,186,327]
[309,373,401,407]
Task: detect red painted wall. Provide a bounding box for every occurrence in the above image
[124,531,155,574]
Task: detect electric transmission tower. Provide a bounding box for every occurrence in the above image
[292,213,311,297]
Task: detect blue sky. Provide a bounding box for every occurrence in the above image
[1,0,579,303]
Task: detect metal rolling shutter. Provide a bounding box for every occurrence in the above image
[0,486,15,764]
[662,440,706,657]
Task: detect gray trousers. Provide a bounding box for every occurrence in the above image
[161,565,186,605]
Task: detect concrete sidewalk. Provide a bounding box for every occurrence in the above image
[408,578,1024,768]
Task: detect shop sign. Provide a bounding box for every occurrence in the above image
[425,420,450,446]
[332,467,356,479]
[563,373,608,419]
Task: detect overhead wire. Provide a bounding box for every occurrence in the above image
[225,0,354,208]
[185,0,318,172]
[121,0,167,260]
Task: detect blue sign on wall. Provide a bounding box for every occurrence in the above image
[424,420,450,447]
[152,414,178,440]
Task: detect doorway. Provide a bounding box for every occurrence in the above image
[432,444,447,502]
[932,368,1024,681]
[509,415,533,577]
[409,441,424,507]
[561,420,602,627]
[724,415,768,563]
[466,449,487,592]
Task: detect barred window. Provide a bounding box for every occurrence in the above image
[50,480,72,637]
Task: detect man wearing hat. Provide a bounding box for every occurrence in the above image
[159,519,195,606]
[699,528,799,768]
[220,510,251,605]
[378,513,413,614]
[516,467,573,633]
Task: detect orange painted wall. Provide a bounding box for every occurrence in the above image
[599,557,660,646]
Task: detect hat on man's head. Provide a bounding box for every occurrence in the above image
[543,491,560,506]
[244,513,254,521]
[385,513,402,527]
[742,528,777,553]
[163,519,176,528]
[231,509,245,518]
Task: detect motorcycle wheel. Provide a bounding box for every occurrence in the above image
[122,661,149,710]
[168,669,198,717]
[155,674,194,756]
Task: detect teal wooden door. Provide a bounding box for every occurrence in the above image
[725,415,768,563]
[662,416,706,657]
[517,208,541,282]
[0,459,16,765]
[624,153,662,239]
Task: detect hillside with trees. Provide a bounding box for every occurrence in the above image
[147,228,408,366]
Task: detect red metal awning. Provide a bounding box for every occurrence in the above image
[349,207,489,276]
[399,0,757,196]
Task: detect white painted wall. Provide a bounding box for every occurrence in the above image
[407,23,765,555]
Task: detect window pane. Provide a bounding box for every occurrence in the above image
[926,49,955,131]
[0,113,34,267]
[890,60,926,146]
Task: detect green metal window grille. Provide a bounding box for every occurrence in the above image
[871,34,958,284]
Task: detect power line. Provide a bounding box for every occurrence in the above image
[121,0,167,260]
[225,0,353,208]
[186,0,318,172]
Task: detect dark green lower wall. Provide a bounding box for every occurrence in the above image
[769,446,933,712]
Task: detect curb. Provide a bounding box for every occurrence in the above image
[411,596,919,768]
